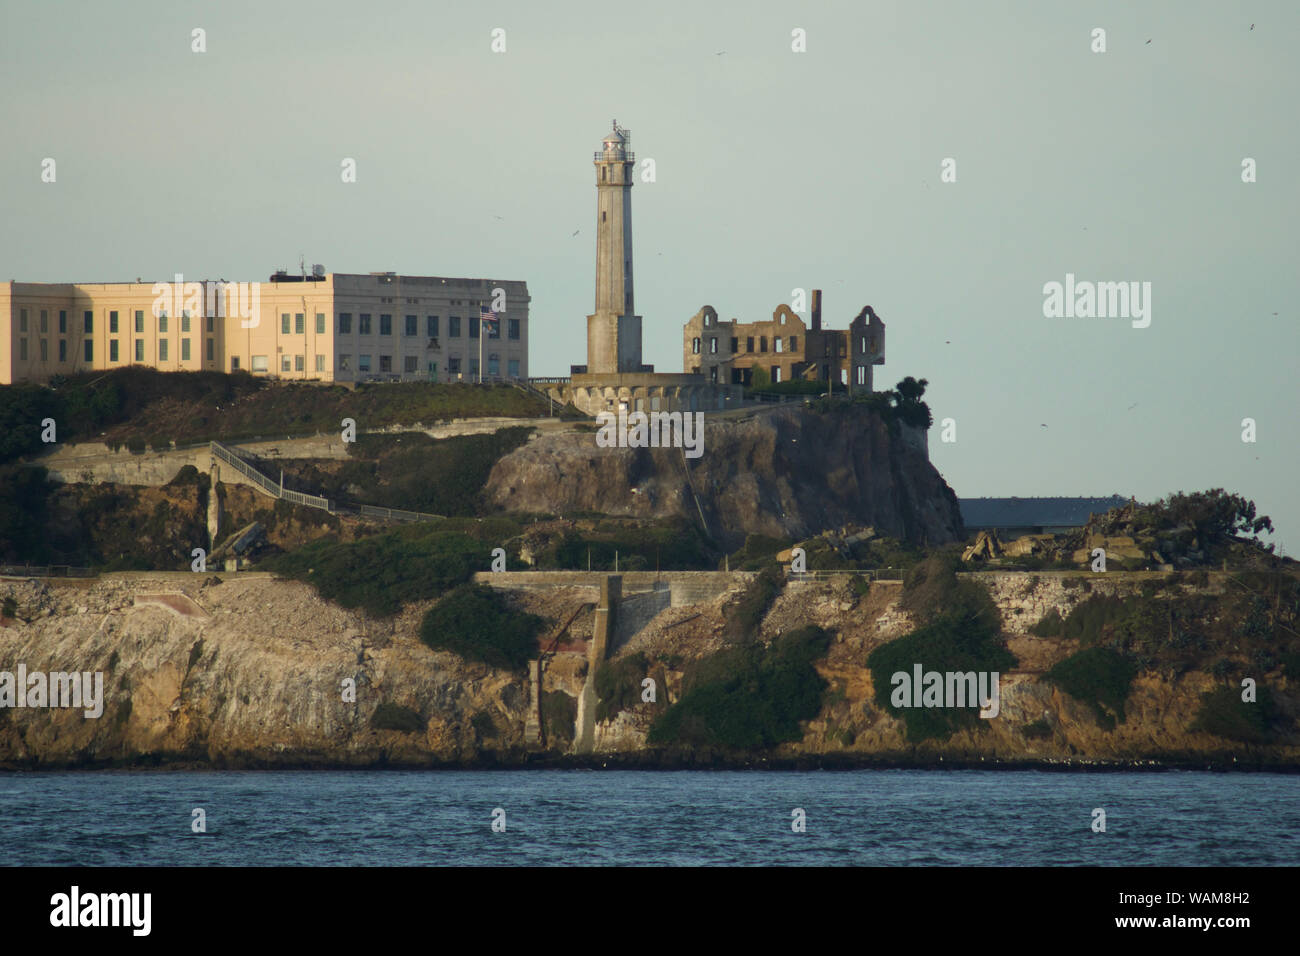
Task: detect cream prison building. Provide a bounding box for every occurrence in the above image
[0,271,530,386]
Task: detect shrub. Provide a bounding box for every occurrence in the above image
[899,554,999,630]
[541,690,578,745]
[868,610,1016,742]
[1023,718,1053,739]
[261,527,486,616]
[419,583,543,671]
[1191,685,1279,743]
[849,574,871,597]
[722,565,784,642]
[371,703,425,733]
[1045,647,1138,730]
[648,625,832,749]
[595,652,654,722]
[1030,608,1064,637]
[470,712,497,740]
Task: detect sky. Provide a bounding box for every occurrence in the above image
[2,0,1296,552]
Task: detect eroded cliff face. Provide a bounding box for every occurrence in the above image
[1,571,1295,769]
[484,406,962,550]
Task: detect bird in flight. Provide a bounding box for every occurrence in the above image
[1146,39,1152,44]
[1040,423,1048,428]
[1127,402,1138,411]
[571,229,579,237]
[1251,24,1255,30]
[715,51,726,55]
[493,215,503,220]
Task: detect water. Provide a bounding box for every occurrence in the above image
[1,769,1296,866]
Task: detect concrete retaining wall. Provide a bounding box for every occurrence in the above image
[474,570,753,605]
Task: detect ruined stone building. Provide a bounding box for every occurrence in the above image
[683,289,885,392]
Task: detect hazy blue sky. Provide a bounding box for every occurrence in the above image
[2,0,1296,550]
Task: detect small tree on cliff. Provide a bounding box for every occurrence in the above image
[890,376,933,429]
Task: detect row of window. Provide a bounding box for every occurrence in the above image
[17,307,219,336]
[15,308,525,342]
[16,336,220,364]
[692,334,800,356]
[334,313,520,340]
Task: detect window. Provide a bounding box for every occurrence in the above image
[470,357,480,377]
[135,310,144,333]
[316,313,325,334]
[379,314,392,335]
[692,337,700,354]
[760,336,767,353]
[404,315,417,336]
[358,354,371,372]
[338,355,351,370]
[206,315,214,333]
[469,317,479,339]
[231,356,241,370]
[747,337,755,353]
[159,340,169,361]
[449,316,461,337]
[181,339,191,361]
[427,315,439,337]
[109,311,117,333]
[730,337,738,353]
[856,365,866,386]
[251,355,268,372]
[40,339,48,362]
[774,337,782,353]
[181,313,190,333]
[19,339,26,360]
[427,361,438,381]
[404,356,418,373]
[59,310,67,333]
[508,318,520,340]
[281,313,290,334]
[82,340,93,362]
[281,356,291,372]
[448,356,461,375]
[295,313,304,334]
[379,355,392,372]
[18,309,26,332]
[110,340,119,362]
[59,340,67,362]
[135,341,145,361]
[709,337,718,354]
[338,313,352,334]
[315,354,325,372]
[159,314,168,333]
[44,310,51,333]
[789,336,798,352]
[359,313,372,335]
[207,338,214,361]
[487,354,500,376]
[508,359,519,377]
[295,354,304,371]
[772,366,781,383]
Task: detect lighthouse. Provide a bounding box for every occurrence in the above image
[587,121,643,374]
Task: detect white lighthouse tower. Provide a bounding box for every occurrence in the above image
[587,121,643,374]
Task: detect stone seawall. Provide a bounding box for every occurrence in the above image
[473,570,753,606]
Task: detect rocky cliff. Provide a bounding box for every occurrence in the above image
[484,405,962,550]
[2,569,1295,769]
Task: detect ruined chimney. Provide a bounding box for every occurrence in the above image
[811,289,822,331]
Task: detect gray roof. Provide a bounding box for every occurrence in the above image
[959,495,1132,530]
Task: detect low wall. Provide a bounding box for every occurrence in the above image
[473,570,753,605]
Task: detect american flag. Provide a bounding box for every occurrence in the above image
[479,306,498,327]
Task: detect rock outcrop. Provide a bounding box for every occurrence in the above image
[484,405,962,550]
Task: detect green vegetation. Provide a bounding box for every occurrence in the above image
[849,574,871,597]
[371,703,425,733]
[419,584,544,671]
[807,375,933,431]
[0,369,550,466]
[533,517,715,571]
[648,625,832,750]
[470,712,498,740]
[722,565,785,642]
[898,554,1000,629]
[0,465,53,563]
[1045,647,1138,730]
[594,652,666,722]
[542,690,578,746]
[1023,718,1054,739]
[1191,685,1280,744]
[868,610,1016,742]
[261,526,492,616]
[723,533,789,571]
